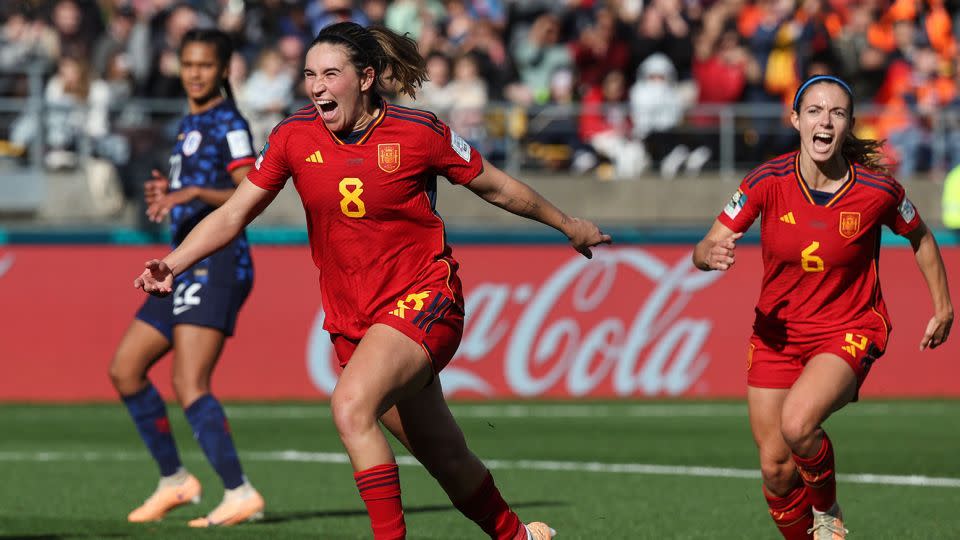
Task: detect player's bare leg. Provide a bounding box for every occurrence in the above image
[780,354,857,539]
[109,319,170,396]
[331,323,436,539]
[110,320,201,522]
[171,325,263,527]
[748,386,811,539]
[333,324,433,470]
[380,373,554,539]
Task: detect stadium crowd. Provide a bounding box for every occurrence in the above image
[2,0,960,181]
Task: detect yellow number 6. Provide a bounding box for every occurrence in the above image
[339,177,366,218]
[801,241,825,272]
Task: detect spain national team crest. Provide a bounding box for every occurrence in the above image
[378,143,400,173]
[839,211,861,238]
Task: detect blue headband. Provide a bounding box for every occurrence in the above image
[792,75,854,113]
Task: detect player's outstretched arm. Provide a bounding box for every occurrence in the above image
[693,220,743,271]
[134,179,277,296]
[903,220,954,350]
[466,158,612,258]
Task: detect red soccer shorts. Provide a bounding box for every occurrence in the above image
[331,284,464,373]
[746,328,887,390]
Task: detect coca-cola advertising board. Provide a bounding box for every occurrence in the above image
[0,245,956,401]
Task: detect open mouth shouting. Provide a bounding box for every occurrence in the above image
[812,131,834,155]
[315,99,338,122]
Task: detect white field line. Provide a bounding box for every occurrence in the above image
[222,402,957,420]
[0,449,957,488]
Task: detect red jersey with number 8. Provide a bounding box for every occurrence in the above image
[717,152,921,347]
[247,103,483,339]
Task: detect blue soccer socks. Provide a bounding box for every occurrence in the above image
[185,394,245,490]
[122,383,182,477]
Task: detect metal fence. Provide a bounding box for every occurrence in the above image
[2,66,958,215]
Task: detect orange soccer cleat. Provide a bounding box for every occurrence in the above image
[524,521,557,540]
[187,482,264,527]
[808,504,847,540]
[127,471,202,522]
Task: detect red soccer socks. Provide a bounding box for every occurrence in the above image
[355,463,405,540]
[453,471,525,540]
[793,434,837,512]
[764,482,814,540]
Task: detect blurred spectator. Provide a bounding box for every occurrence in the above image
[446,53,489,147]
[50,0,103,58]
[467,0,507,30]
[0,8,59,80]
[460,19,514,100]
[880,46,955,179]
[571,7,631,91]
[384,0,445,41]
[580,70,646,179]
[9,55,111,169]
[92,4,137,79]
[442,0,473,47]
[832,2,887,102]
[240,47,294,147]
[527,68,591,172]
[411,51,457,112]
[629,53,706,179]
[362,0,389,25]
[511,13,572,105]
[630,0,694,81]
[306,0,371,37]
[140,4,199,98]
[693,18,761,113]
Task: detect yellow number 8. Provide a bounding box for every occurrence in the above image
[801,241,825,272]
[339,177,366,218]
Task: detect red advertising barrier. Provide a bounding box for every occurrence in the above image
[0,245,956,401]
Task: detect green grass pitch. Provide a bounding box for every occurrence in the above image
[1,400,958,539]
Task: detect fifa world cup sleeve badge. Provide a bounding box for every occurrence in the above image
[723,189,747,219]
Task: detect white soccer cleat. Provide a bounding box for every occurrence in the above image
[525,521,556,540]
[127,469,201,522]
[808,504,847,540]
[187,481,264,527]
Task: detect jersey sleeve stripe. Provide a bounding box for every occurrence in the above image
[857,170,897,187]
[856,178,899,199]
[272,111,319,134]
[226,156,256,171]
[384,113,444,136]
[387,104,443,128]
[743,154,794,187]
[747,162,793,189]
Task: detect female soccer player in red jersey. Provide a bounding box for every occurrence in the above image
[134,22,610,540]
[109,29,264,527]
[693,75,953,540]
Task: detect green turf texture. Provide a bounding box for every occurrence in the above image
[1,401,958,539]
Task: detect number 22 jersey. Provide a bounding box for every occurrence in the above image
[717,152,921,347]
[247,103,483,340]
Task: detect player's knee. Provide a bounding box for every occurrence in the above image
[779,413,818,450]
[170,373,208,408]
[330,389,377,439]
[108,356,144,395]
[759,457,797,494]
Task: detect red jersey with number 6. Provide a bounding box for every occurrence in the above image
[717,151,921,347]
[247,102,483,339]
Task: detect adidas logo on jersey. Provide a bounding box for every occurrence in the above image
[779,212,796,224]
[305,150,323,163]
